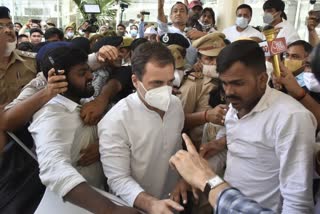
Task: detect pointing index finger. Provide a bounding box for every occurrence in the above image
[182,133,197,155]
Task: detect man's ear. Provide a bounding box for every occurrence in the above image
[132,74,138,89]
[259,72,269,89]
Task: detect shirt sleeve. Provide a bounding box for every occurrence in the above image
[5,73,47,110]
[28,108,86,197]
[98,111,144,206]
[138,21,144,38]
[216,188,275,214]
[275,111,316,213]
[157,19,169,36]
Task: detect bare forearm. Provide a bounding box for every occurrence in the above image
[158,0,166,23]
[64,182,116,214]
[0,89,53,131]
[96,79,122,104]
[184,112,206,129]
[309,30,320,47]
[134,192,157,213]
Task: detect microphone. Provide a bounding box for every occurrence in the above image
[261,25,287,77]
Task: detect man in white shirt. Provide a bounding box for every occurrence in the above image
[263,0,300,45]
[157,0,197,66]
[98,42,186,213]
[28,46,138,214]
[216,40,315,213]
[223,4,264,43]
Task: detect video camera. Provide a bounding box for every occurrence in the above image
[120,3,128,9]
[83,4,101,33]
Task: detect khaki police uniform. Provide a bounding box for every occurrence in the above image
[0,50,37,105]
[179,33,226,214]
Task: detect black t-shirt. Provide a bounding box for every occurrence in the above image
[109,66,134,103]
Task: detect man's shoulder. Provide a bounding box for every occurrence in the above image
[269,89,312,115]
[15,49,37,59]
[222,25,236,34]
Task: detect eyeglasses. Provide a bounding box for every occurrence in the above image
[0,23,14,31]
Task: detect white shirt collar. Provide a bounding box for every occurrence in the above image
[230,86,271,119]
[51,94,81,112]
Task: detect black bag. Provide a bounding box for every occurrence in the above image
[0,128,45,214]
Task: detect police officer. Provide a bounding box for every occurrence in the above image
[0,6,37,105]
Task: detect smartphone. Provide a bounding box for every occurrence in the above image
[48,56,61,75]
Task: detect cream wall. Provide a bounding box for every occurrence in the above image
[216,0,244,30]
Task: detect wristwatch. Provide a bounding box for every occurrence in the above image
[204,175,225,198]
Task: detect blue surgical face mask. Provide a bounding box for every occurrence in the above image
[236,16,249,29]
[130,29,138,37]
[296,72,305,87]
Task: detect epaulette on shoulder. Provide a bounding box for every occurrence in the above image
[15,50,37,59]
[187,71,203,81]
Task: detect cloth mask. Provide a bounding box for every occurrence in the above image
[138,82,173,111]
[130,29,138,37]
[304,72,320,93]
[284,59,303,73]
[173,69,184,87]
[66,32,74,39]
[236,17,249,29]
[203,64,218,78]
[4,40,17,57]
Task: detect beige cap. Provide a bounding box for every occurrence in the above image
[192,32,226,57]
[168,44,185,69]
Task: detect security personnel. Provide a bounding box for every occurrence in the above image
[179,32,226,148]
[0,6,37,105]
[160,33,190,87]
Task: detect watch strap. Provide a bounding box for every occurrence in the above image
[204,175,224,198]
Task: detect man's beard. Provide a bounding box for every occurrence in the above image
[68,81,95,99]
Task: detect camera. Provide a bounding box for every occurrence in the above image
[120,3,128,9]
[141,11,150,15]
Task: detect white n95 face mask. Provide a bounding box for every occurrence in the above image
[304,72,320,93]
[203,64,218,78]
[139,82,173,112]
[236,17,249,29]
[173,69,184,87]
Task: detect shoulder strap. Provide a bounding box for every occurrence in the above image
[7,132,37,161]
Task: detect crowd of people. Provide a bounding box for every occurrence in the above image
[1,0,320,213]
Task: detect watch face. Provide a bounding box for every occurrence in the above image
[208,176,224,188]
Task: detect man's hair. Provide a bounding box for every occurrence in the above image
[30,28,43,36]
[14,22,22,28]
[201,8,215,24]
[131,38,149,51]
[117,24,126,29]
[288,40,313,55]
[217,40,266,74]
[18,34,28,40]
[132,42,175,80]
[170,2,188,15]
[41,46,88,79]
[130,24,138,30]
[44,27,64,41]
[18,42,34,52]
[236,4,252,16]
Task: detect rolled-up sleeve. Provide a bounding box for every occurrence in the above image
[98,114,144,206]
[275,112,316,213]
[29,110,86,197]
[157,19,168,36]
